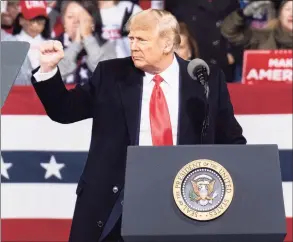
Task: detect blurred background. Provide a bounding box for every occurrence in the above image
[1,0,292,241]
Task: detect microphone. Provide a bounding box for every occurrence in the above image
[187,58,210,144]
[187,58,210,99]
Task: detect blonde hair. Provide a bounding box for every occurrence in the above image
[126,9,181,51]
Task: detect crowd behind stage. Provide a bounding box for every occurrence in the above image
[1,0,292,86]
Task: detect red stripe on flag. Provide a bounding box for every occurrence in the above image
[286,218,293,242]
[1,218,292,241]
[1,219,72,242]
[1,83,292,115]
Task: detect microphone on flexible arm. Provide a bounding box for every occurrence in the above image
[187,58,210,144]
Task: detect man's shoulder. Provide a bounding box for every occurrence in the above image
[207,64,227,89]
[209,64,224,76]
[101,56,132,65]
[99,56,134,73]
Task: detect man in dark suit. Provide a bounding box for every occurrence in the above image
[32,8,246,242]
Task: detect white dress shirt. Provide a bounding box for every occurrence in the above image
[33,55,180,146]
[139,56,179,145]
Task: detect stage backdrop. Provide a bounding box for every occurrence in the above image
[1,83,292,242]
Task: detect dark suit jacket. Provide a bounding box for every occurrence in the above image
[31,54,246,242]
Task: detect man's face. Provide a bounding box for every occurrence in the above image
[128,21,166,73]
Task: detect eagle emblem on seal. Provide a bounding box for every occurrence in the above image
[190,174,218,206]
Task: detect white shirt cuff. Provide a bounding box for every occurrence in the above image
[33,67,58,82]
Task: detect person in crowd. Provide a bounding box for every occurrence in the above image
[55,0,116,85]
[1,0,20,34]
[13,0,50,69]
[1,28,15,41]
[95,0,142,58]
[164,0,242,83]
[11,0,50,85]
[176,22,200,60]
[46,0,64,38]
[238,0,276,29]
[221,0,293,50]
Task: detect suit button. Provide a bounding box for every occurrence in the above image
[97,221,103,227]
[121,200,124,206]
[192,15,197,21]
[113,186,119,193]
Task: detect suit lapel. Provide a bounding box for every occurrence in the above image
[176,55,207,145]
[118,59,144,145]
[118,55,207,146]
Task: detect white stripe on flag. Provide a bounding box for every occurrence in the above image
[1,116,92,151]
[1,182,292,219]
[283,182,292,218]
[1,183,76,219]
[1,114,292,151]
[236,114,292,149]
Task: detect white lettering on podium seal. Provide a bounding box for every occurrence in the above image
[173,159,234,221]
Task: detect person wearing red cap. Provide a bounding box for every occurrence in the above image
[11,0,51,85]
[13,0,50,39]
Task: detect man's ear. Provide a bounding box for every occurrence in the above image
[163,38,173,54]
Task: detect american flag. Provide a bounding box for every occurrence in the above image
[1,84,292,242]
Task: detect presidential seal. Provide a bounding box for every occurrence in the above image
[173,159,234,221]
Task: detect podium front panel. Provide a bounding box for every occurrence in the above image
[121,145,286,242]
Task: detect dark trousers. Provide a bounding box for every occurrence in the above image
[102,217,123,242]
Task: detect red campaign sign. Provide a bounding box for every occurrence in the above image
[242,50,292,84]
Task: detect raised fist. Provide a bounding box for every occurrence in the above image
[39,40,64,73]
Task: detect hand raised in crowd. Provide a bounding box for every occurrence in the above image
[79,8,94,39]
[74,24,82,43]
[39,40,64,73]
[227,53,235,65]
[243,1,271,16]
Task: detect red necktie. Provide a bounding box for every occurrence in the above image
[150,74,173,146]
